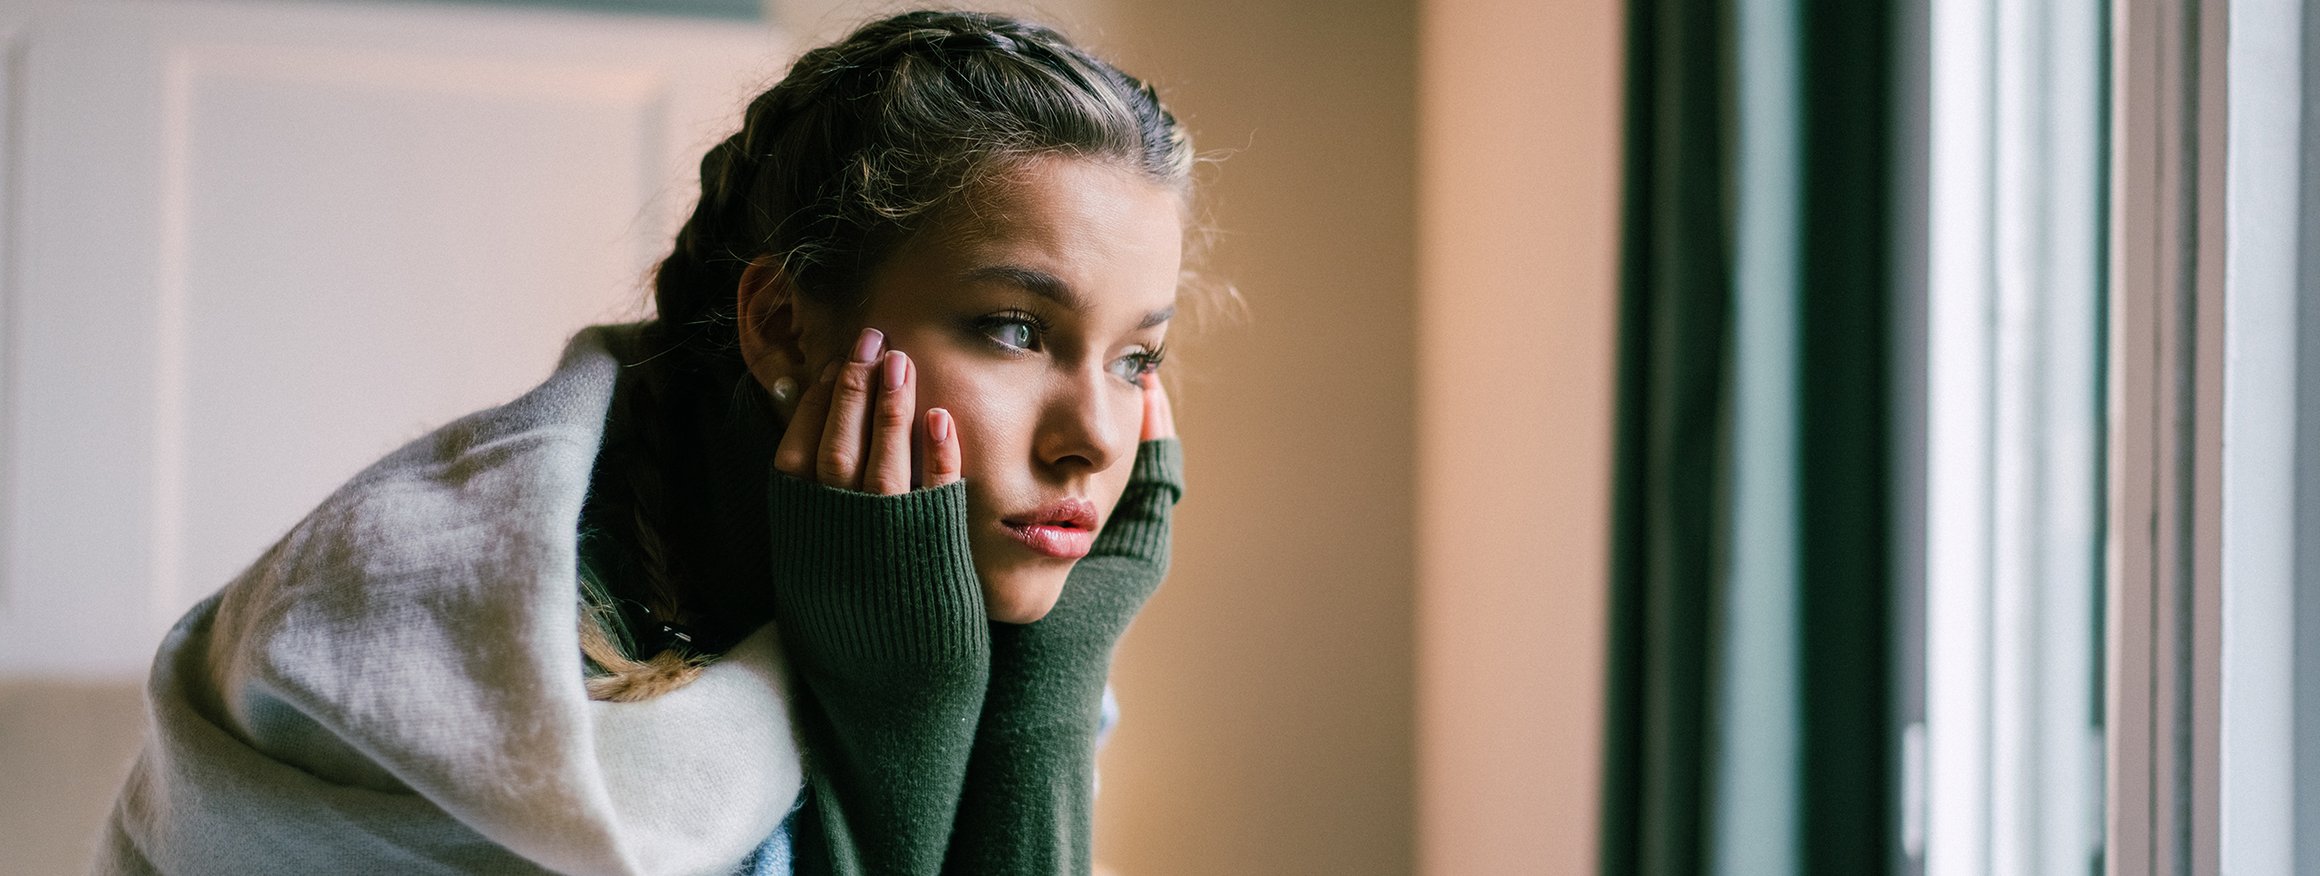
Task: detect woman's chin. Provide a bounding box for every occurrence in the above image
[979,567,1070,624]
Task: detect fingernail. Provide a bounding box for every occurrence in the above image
[929,408,951,442]
[851,327,884,363]
[881,351,906,391]
[820,360,840,384]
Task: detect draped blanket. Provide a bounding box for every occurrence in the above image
[95,326,804,876]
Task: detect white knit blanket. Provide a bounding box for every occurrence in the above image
[95,326,804,875]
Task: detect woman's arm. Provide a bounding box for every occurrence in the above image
[943,378,1182,874]
[768,348,989,876]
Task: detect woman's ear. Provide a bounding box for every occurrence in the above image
[736,259,809,409]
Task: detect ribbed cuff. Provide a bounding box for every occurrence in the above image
[766,473,988,669]
[1130,438,1184,492]
[1088,439,1182,563]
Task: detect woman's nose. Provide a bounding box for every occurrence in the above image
[1034,371,1134,475]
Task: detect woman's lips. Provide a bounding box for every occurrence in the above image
[1002,497,1098,559]
[1002,521,1095,559]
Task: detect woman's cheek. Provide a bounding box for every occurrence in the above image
[938,382,1031,473]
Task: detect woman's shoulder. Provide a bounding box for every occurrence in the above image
[340,322,635,502]
[164,323,638,752]
[233,323,634,620]
[117,322,801,874]
[199,322,632,711]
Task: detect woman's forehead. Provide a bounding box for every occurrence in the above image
[882,158,1184,316]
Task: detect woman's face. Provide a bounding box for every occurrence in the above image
[780,157,1183,623]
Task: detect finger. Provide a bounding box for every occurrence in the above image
[863,351,916,495]
[1139,372,1177,441]
[774,361,838,479]
[818,327,884,489]
[922,408,963,488]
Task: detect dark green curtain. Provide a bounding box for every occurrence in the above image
[1599,0,1732,871]
[1791,0,1898,869]
[1600,0,1899,872]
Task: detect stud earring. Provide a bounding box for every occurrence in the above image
[770,375,799,413]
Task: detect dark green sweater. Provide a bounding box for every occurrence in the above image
[765,439,1181,876]
[578,351,1180,875]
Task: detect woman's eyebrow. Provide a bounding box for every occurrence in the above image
[962,264,1083,309]
[960,264,1175,328]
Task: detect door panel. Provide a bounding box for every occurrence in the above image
[0,0,782,678]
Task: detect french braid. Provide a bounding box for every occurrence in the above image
[578,10,1197,701]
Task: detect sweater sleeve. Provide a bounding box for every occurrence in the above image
[764,473,991,876]
[942,439,1182,874]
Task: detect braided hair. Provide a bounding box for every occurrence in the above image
[577,10,1196,702]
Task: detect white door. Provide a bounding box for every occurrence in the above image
[0,0,785,679]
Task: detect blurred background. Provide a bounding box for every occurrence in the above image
[5,0,2315,874]
[0,0,1617,873]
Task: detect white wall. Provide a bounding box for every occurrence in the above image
[0,0,778,679]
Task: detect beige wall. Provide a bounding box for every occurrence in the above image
[1081,3,1421,875]
[1415,0,1623,872]
[1078,0,1623,873]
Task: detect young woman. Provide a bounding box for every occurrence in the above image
[98,11,1195,875]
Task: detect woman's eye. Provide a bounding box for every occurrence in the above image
[1108,349,1165,383]
[982,319,1039,351]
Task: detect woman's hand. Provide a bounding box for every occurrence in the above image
[760,328,991,876]
[1139,371,1176,442]
[774,328,963,494]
